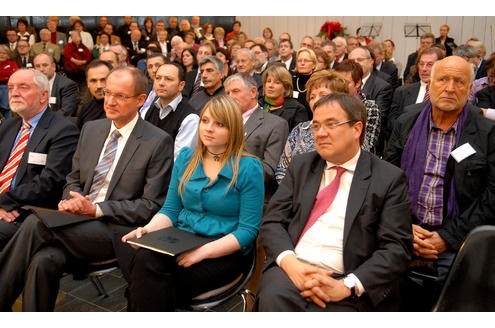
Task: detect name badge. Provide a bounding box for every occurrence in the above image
[293,91,299,99]
[26,63,33,68]
[28,152,47,165]
[49,96,57,104]
[451,143,476,163]
[78,48,83,52]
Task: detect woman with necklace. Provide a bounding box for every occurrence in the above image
[122,95,264,311]
[292,47,317,120]
[260,63,308,131]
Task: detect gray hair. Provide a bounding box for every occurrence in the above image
[224,72,258,91]
[199,55,224,73]
[30,69,50,92]
[236,48,256,62]
[454,44,479,58]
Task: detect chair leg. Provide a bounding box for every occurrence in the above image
[89,273,109,298]
[239,288,256,312]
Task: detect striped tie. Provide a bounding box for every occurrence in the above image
[191,75,202,96]
[88,130,121,201]
[0,121,32,193]
[423,83,430,102]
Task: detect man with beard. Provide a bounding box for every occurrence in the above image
[76,60,113,129]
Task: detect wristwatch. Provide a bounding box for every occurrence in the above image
[343,276,357,297]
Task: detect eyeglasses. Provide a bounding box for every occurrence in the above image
[103,89,139,101]
[314,120,356,131]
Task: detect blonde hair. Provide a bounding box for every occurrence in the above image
[178,95,252,195]
[294,48,317,73]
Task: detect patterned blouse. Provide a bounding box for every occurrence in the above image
[275,93,381,183]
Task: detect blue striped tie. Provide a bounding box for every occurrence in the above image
[89,130,121,201]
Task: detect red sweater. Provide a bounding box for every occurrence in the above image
[0,60,19,83]
[63,42,92,72]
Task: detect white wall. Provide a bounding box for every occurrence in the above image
[239,16,495,74]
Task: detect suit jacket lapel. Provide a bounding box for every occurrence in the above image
[15,110,52,183]
[0,118,22,169]
[105,118,143,198]
[244,107,263,139]
[343,151,371,246]
[83,120,111,195]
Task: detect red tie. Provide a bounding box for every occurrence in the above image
[423,83,430,102]
[297,166,346,243]
[0,121,32,193]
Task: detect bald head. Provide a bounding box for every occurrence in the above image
[430,56,473,115]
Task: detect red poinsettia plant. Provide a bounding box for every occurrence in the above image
[317,21,346,40]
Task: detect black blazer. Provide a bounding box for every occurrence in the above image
[377,61,400,90]
[476,59,488,80]
[261,150,413,308]
[389,82,421,131]
[183,68,199,99]
[0,109,80,211]
[50,73,80,117]
[361,72,393,134]
[476,85,495,108]
[385,103,495,250]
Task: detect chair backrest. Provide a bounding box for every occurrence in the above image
[433,225,495,311]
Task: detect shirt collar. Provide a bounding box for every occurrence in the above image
[325,149,361,173]
[242,104,259,124]
[110,112,139,139]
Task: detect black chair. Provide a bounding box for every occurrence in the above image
[186,251,257,312]
[71,258,119,298]
[433,225,495,311]
[79,253,257,311]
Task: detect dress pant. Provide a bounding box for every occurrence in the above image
[0,214,117,311]
[255,265,372,312]
[127,247,250,311]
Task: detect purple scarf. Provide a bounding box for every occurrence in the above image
[401,102,469,224]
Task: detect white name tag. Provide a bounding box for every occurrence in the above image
[293,91,299,99]
[28,152,47,165]
[49,96,57,104]
[26,63,33,68]
[451,143,476,163]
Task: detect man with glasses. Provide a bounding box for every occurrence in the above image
[389,47,444,130]
[348,46,393,156]
[403,32,436,83]
[0,66,174,311]
[256,93,412,311]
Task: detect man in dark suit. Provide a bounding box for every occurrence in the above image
[385,56,495,311]
[14,40,34,69]
[0,69,79,250]
[255,93,412,311]
[0,67,174,311]
[403,33,435,84]
[476,85,495,109]
[33,53,80,118]
[369,41,400,90]
[388,47,444,131]
[189,56,225,112]
[182,42,216,99]
[349,46,393,155]
[224,73,289,196]
[279,39,296,72]
[125,29,147,67]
